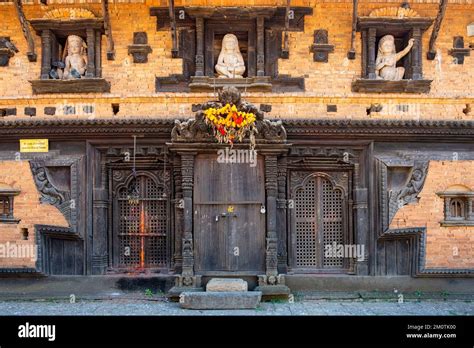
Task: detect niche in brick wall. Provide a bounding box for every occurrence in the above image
[352,6,433,94]
[28,9,110,94]
[151,6,313,93]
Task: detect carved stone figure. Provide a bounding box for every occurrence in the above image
[375,35,414,81]
[63,35,88,80]
[215,34,245,78]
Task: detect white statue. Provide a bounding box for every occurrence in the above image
[63,35,87,79]
[215,34,245,78]
[375,35,414,81]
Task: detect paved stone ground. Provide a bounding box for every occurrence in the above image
[0,299,472,316]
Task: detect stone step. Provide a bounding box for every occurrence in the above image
[206,278,248,292]
[180,291,262,310]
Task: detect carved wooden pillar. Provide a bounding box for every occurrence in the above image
[256,16,265,77]
[40,30,52,79]
[95,31,102,78]
[195,17,204,77]
[468,198,474,220]
[264,155,279,278]
[172,156,183,272]
[367,28,377,79]
[411,28,422,80]
[444,197,451,219]
[86,28,96,78]
[276,156,288,273]
[180,153,195,282]
[353,162,369,275]
[91,149,109,275]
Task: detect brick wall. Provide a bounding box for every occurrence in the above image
[390,160,474,269]
[0,161,68,268]
[0,0,472,119]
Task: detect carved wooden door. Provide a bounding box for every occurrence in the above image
[112,171,169,270]
[194,154,266,273]
[290,171,350,272]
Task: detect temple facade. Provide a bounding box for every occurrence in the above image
[0,0,472,292]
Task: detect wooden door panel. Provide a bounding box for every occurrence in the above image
[195,204,227,271]
[194,153,265,272]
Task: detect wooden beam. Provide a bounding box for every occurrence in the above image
[348,0,358,59]
[281,0,290,59]
[13,0,36,62]
[427,0,448,60]
[102,0,115,60]
[169,0,179,58]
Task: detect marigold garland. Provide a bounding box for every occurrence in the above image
[203,103,257,146]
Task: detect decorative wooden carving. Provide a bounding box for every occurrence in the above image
[171,86,286,143]
[264,155,279,279]
[180,154,195,286]
[151,6,313,92]
[310,29,334,63]
[0,37,18,67]
[101,0,115,60]
[128,32,152,63]
[13,0,36,62]
[30,161,75,227]
[449,36,470,64]
[427,0,448,60]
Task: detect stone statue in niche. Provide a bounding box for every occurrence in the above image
[215,34,245,78]
[62,35,87,79]
[375,35,414,81]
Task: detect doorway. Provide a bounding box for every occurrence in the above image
[193,154,266,273]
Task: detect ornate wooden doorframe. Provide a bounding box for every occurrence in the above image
[285,145,370,276]
[288,171,353,273]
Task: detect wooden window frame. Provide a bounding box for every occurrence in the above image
[0,188,21,224]
[437,191,474,226]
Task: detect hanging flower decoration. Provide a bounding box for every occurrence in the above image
[203,103,257,146]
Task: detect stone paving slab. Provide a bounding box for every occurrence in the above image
[0,299,472,316]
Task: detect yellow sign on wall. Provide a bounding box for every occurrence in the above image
[20,139,49,153]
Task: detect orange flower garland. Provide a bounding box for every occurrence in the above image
[204,103,257,145]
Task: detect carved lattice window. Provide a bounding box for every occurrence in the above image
[437,191,474,226]
[450,199,465,219]
[117,175,168,268]
[293,174,345,270]
[0,188,20,224]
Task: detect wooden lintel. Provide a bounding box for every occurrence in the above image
[102,0,115,60]
[13,0,36,62]
[427,0,448,60]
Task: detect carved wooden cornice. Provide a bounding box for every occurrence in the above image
[0,118,474,139]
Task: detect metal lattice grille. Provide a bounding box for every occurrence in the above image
[321,178,344,268]
[294,174,345,270]
[118,175,168,268]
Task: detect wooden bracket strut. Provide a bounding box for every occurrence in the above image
[102,0,115,60]
[427,0,448,60]
[13,0,36,62]
[169,0,179,58]
[348,0,358,59]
